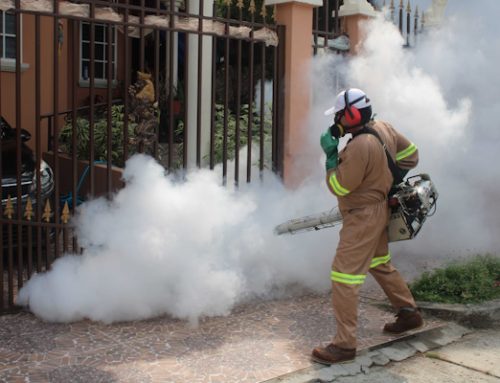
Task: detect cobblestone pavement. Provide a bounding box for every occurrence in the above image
[0,289,442,383]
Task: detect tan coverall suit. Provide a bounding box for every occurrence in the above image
[325,120,419,350]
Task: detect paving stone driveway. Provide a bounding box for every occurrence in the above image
[0,291,442,383]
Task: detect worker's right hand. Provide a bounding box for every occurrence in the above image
[320,130,339,170]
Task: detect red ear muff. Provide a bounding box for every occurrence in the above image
[343,89,363,126]
[344,105,361,125]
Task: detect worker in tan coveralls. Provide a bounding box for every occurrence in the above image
[312,88,423,365]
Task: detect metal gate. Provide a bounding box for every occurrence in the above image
[0,0,285,313]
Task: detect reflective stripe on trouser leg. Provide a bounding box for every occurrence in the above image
[331,271,366,285]
[370,253,391,268]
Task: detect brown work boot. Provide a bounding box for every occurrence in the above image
[311,343,356,365]
[384,307,424,334]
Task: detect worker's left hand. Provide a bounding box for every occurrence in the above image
[320,130,339,170]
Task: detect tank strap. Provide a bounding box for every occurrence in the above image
[356,126,404,184]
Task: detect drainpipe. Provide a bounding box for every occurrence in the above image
[265,0,323,188]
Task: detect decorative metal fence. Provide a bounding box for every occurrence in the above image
[386,0,423,48]
[0,0,285,313]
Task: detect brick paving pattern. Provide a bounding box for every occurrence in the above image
[0,289,442,383]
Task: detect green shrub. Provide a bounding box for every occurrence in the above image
[210,103,272,166]
[410,254,500,304]
[59,105,137,168]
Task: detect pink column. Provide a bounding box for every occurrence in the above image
[266,0,322,188]
[337,0,377,55]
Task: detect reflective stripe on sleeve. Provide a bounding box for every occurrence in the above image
[331,271,366,285]
[370,253,391,268]
[396,143,417,161]
[328,173,350,196]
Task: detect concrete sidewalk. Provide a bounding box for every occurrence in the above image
[265,323,500,383]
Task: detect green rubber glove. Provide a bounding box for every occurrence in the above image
[320,130,339,171]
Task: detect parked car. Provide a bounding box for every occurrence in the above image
[1,117,54,249]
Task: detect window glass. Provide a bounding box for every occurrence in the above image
[5,13,15,35]
[0,12,18,60]
[82,61,89,80]
[5,36,15,58]
[95,44,104,61]
[94,62,104,79]
[82,42,89,59]
[95,25,104,42]
[80,22,116,81]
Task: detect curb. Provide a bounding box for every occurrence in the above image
[262,323,471,383]
[416,299,500,328]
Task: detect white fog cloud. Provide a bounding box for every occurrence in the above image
[18,3,500,322]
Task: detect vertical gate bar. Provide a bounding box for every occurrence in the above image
[7,222,13,307]
[273,25,285,177]
[140,0,145,71]
[196,0,204,167]
[35,15,43,272]
[414,6,419,45]
[9,0,18,299]
[0,9,3,310]
[247,11,255,183]
[25,5,35,270]
[53,0,61,261]
[88,3,96,197]
[222,8,231,185]
[68,20,80,250]
[272,31,277,174]
[0,222,2,310]
[183,30,189,170]
[27,218,33,277]
[323,0,329,46]
[234,7,243,186]
[168,0,175,169]
[124,0,130,162]
[106,23,113,196]
[398,0,403,34]
[15,0,24,288]
[334,0,340,35]
[71,19,79,252]
[154,0,160,160]
[406,1,411,47]
[209,36,216,170]
[259,43,265,177]
[44,214,51,269]
[313,7,318,55]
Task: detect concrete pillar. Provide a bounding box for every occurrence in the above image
[337,0,377,55]
[265,0,322,188]
[186,0,214,168]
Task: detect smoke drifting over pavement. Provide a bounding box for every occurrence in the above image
[17,155,336,323]
[18,3,500,322]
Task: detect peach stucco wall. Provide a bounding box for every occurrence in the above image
[274,2,316,188]
[0,15,125,156]
[342,14,373,55]
[0,15,69,155]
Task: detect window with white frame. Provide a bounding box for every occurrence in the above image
[80,22,117,82]
[0,11,17,60]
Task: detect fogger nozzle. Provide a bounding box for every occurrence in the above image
[274,208,343,235]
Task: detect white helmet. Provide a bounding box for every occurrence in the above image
[324,88,371,116]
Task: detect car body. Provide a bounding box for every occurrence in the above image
[1,117,54,248]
